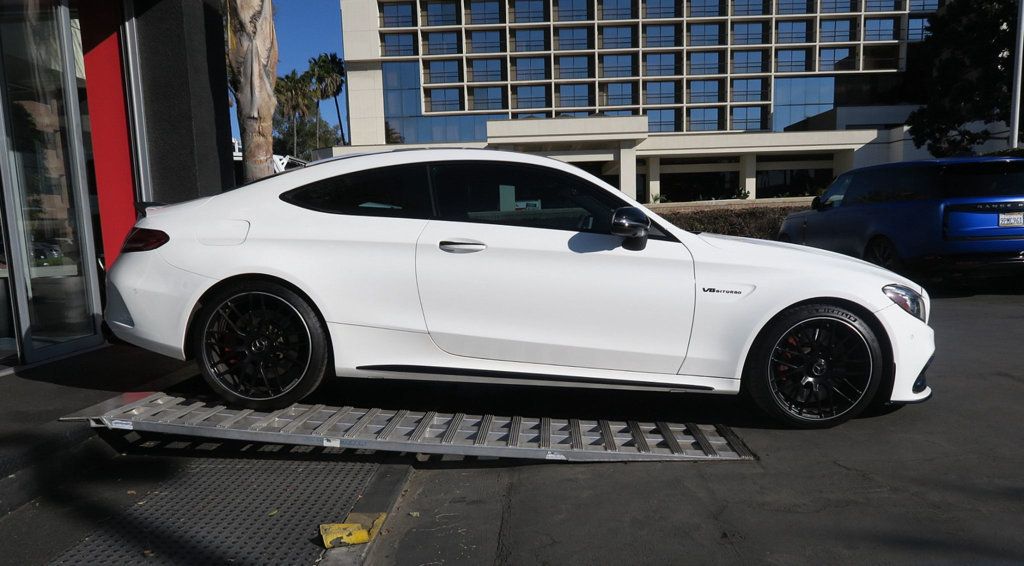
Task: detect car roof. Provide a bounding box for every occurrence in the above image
[847,156,1024,175]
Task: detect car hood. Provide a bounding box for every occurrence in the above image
[696,233,925,294]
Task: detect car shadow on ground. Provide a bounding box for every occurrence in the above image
[919,274,1024,299]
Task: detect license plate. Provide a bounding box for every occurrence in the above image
[999,212,1024,227]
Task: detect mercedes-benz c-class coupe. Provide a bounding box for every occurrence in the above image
[106,149,934,427]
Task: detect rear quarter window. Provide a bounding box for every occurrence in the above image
[940,162,1024,198]
[280,163,433,218]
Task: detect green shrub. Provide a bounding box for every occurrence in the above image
[659,206,806,241]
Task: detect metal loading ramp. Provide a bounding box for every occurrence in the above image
[64,392,755,462]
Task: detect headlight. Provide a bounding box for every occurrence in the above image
[883,284,927,322]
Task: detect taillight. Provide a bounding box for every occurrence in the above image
[121,228,169,253]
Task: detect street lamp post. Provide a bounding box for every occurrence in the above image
[1011,0,1024,148]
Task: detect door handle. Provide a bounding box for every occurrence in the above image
[439,240,487,254]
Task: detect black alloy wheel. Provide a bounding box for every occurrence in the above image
[194,281,329,410]
[747,304,884,428]
[864,237,902,272]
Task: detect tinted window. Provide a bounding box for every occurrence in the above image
[846,166,938,205]
[281,164,432,218]
[819,173,852,208]
[941,162,1024,198]
[431,162,628,233]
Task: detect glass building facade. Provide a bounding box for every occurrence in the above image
[374,0,938,140]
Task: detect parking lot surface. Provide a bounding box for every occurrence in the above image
[0,289,1022,565]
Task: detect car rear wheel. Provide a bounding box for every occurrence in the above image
[193,281,329,410]
[864,237,902,272]
[746,304,883,428]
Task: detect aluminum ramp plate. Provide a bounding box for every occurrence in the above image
[63,392,755,462]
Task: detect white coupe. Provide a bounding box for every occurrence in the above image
[106,149,934,427]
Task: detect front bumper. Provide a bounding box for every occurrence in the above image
[875,303,934,403]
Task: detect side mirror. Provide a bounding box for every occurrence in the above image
[611,206,651,251]
[811,196,823,211]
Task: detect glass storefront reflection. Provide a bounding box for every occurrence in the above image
[0,176,17,362]
[0,0,96,350]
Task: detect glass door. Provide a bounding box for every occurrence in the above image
[0,0,103,363]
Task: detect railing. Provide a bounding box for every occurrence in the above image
[649,116,677,132]
[864,28,896,41]
[732,30,765,45]
[556,7,590,20]
[605,94,635,106]
[382,40,416,56]
[689,90,721,103]
[732,1,765,16]
[471,98,505,110]
[689,62,722,75]
[381,14,414,27]
[601,36,634,49]
[732,116,762,130]
[514,38,546,51]
[469,12,500,24]
[646,91,676,104]
[776,0,810,14]
[558,38,589,50]
[600,7,634,20]
[644,4,677,18]
[427,98,461,111]
[515,68,547,80]
[689,31,722,46]
[515,95,548,108]
[820,0,854,13]
[909,0,938,11]
[558,95,591,107]
[865,0,900,11]
[425,13,458,26]
[775,30,807,43]
[731,60,764,74]
[645,34,677,48]
[820,29,852,42]
[644,62,677,76]
[469,69,502,81]
[469,39,502,52]
[601,64,635,77]
[776,58,807,72]
[558,66,590,79]
[511,9,546,22]
[689,1,722,17]
[731,89,764,102]
[425,70,460,83]
[425,40,459,54]
[688,117,719,131]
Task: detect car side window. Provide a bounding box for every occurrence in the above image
[431,161,651,235]
[819,174,852,209]
[280,163,432,218]
[845,169,892,206]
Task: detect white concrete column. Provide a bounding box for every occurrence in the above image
[740,153,757,199]
[619,142,637,200]
[647,156,661,204]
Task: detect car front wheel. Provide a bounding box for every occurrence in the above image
[746,304,884,428]
[193,281,330,410]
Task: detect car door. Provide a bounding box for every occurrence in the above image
[415,160,696,375]
[801,172,852,249]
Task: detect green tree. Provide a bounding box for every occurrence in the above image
[272,112,342,161]
[274,70,315,157]
[906,0,1019,156]
[308,53,347,146]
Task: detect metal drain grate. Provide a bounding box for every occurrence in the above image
[51,456,377,565]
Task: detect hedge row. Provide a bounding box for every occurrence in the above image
[658,205,806,241]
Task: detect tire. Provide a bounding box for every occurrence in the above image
[745,304,884,428]
[192,280,330,410]
[864,237,903,273]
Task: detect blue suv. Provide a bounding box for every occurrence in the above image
[779,157,1024,274]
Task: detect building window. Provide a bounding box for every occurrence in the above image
[732,0,764,16]
[732,22,764,45]
[470,30,501,52]
[515,85,548,108]
[557,56,590,79]
[645,53,677,76]
[865,0,898,10]
[732,50,764,74]
[603,0,634,20]
[820,0,854,13]
[469,0,500,24]
[820,19,852,42]
[559,83,591,107]
[772,76,835,131]
[689,51,721,75]
[731,78,763,102]
[776,21,807,43]
[513,0,546,22]
[646,0,677,18]
[558,27,590,50]
[382,34,416,56]
[648,109,677,132]
[602,54,635,77]
[688,108,720,131]
[731,106,762,131]
[471,59,503,81]
[472,86,504,109]
[515,29,546,51]
[688,79,720,103]
[819,47,852,71]
[602,26,634,49]
[645,25,676,47]
[515,112,549,119]
[864,18,896,41]
[690,0,722,17]
[427,59,460,83]
[776,0,810,14]
[558,111,591,117]
[646,81,677,104]
[776,49,807,72]
[515,57,547,80]
[557,0,589,21]
[426,31,459,54]
[427,87,461,111]
[907,17,930,41]
[425,1,458,26]
[381,3,414,27]
[606,82,635,106]
[604,110,634,116]
[689,24,721,46]
[909,0,939,11]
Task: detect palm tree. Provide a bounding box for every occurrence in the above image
[275,70,315,157]
[308,53,347,145]
[226,0,278,182]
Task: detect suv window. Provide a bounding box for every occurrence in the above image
[941,161,1024,198]
[819,173,852,208]
[431,161,639,234]
[281,163,432,218]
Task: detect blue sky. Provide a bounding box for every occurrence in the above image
[230,0,347,141]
